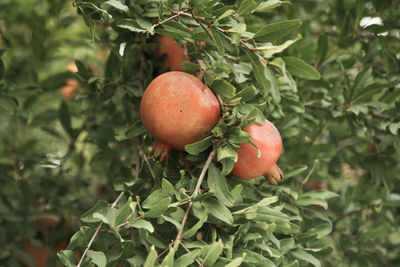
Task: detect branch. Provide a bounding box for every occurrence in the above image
[180,242,203,266]
[76,191,125,267]
[174,147,217,245]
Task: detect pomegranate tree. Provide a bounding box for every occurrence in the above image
[232,120,283,185]
[140,71,220,161]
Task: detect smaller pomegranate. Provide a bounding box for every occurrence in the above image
[157,35,188,71]
[140,71,220,161]
[232,120,283,185]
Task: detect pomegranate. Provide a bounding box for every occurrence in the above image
[157,35,188,71]
[140,71,220,161]
[232,120,283,185]
[61,62,79,100]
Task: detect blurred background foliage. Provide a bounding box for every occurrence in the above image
[0,0,399,266]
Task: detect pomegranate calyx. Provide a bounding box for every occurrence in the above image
[150,140,171,162]
[264,165,283,185]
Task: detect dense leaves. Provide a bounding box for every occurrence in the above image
[0,0,399,266]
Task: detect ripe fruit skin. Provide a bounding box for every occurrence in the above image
[61,62,79,100]
[61,78,79,100]
[232,120,283,185]
[140,71,220,161]
[157,35,187,71]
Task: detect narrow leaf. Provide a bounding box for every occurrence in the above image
[254,20,302,42]
[284,57,321,80]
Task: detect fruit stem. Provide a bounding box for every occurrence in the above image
[264,165,284,185]
[150,140,172,163]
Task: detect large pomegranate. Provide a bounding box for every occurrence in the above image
[232,120,284,185]
[140,71,220,161]
[157,35,188,71]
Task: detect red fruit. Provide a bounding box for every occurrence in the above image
[157,35,188,71]
[232,120,283,185]
[140,71,220,161]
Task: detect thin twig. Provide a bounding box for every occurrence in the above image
[180,242,203,266]
[174,148,217,245]
[137,143,158,185]
[153,12,183,28]
[182,155,196,180]
[76,191,125,267]
[304,119,331,156]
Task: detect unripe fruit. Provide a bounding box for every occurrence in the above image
[157,35,188,71]
[140,71,220,161]
[232,120,283,185]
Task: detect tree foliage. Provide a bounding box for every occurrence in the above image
[0,0,399,266]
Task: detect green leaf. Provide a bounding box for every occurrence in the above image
[105,0,129,13]
[59,101,75,139]
[113,177,144,192]
[227,22,246,34]
[350,68,372,101]
[182,212,207,238]
[284,57,321,80]
[254,20,302,42]
[301,159,320,185]
[220,158,236,176]
[161,241,180,267]
[161,21,193,38]
[143,197,171,218]
[162,178,175,196]
[144,246,158,267]
[212,78,236,99]
[116,19,146,32]
[257,34,302,58]
[265,66,280,103]
[125,125,147,138]
[226,253,246,267]
[203,198,233,225]
[68,226,95,250]
[291,248,321,267]
[254,0,284,12]
[235,85,257,102]
[79,2,112,18]
[315,35,328,66]
[115,197,133,227]
[128,218,154,233]
[207,163,234,206]
[233,249,276,266]
[86,250,106,267]
[142,190,168,208]
[244,49,280,102]
[0,96,17,114]
[217,145,238,162]
[57,250,75,267]
[175,249,202,267]
[300,223,333,240]
[185,136,213,155]
[237,0,258,16]
[182,62,201,74]
[210,28,225,54]
[81,200,110,223]
[227,127,251,145]
[203,242,223,266]
[282,165,308,179]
